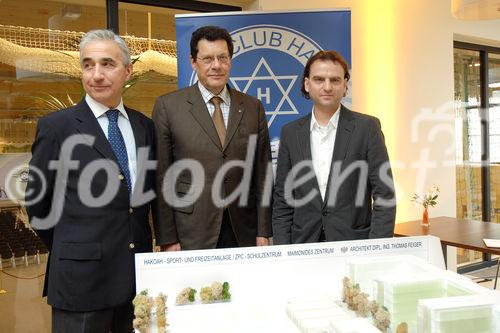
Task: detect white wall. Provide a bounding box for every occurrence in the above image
[252,0,500,223]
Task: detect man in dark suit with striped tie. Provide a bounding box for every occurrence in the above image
[26,29,156,332]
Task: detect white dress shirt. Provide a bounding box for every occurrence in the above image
[310,106,340,200]
[198,81,231,128]
[85,94,137,190]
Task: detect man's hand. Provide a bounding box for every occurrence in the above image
[256,237,269,246]
[160,242,181,251]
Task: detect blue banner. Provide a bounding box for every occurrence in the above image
[175,10,351,159]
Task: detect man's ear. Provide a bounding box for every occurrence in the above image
[125,63,133,81]
[304,77,310,93]
[190,56,196,70]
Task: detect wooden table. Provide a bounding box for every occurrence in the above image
[0,199,21,211]
[395,216,500,288]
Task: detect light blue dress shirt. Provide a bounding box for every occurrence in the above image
[85,95,137,190]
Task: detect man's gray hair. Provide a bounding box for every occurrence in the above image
[79,29,131,66]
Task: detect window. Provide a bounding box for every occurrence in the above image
[454,42,500,267]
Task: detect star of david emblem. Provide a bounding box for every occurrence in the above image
[230,57,299,126]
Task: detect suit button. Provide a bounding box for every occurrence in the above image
[129,208,133,214]
[119,174,124,181]
[322,211,328,216]
[222,153,227,159]
[129,243,135,249]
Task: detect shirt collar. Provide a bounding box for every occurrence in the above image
[85,94,129,120]
[310,104,341,131]
[197,81,230,106]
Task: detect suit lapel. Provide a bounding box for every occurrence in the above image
[297,114,323,207]
[73,100,117,161]
[186,85,223,151]
[297,114,312,161]
[224,87,245,151]
[126,107,146,149]
[323,105,355,208]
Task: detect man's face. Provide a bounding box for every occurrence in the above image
[81,40,132,108]
[304,60,348,111]
[191,39,231,95]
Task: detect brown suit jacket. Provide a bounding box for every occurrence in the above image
[152,84,272,249]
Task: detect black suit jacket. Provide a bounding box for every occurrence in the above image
[272,105,396,244]
[26,100,155,311]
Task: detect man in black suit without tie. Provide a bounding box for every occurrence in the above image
[272,50,396,244]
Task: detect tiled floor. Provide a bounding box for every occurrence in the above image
[0,257,50,333]
[464,264,500,290]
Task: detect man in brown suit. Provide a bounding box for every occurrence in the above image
[152,26,272,250]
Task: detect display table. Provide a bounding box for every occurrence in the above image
[132,236,500,332]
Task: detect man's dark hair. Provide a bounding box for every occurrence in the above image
[300,50,350,99]
[190,26,234,59]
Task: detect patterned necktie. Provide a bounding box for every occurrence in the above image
[106,109,131,194]
[210,96,226,145]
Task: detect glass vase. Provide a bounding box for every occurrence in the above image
[421,206,429,227]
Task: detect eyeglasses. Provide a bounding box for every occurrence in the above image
[197,54,231,65]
